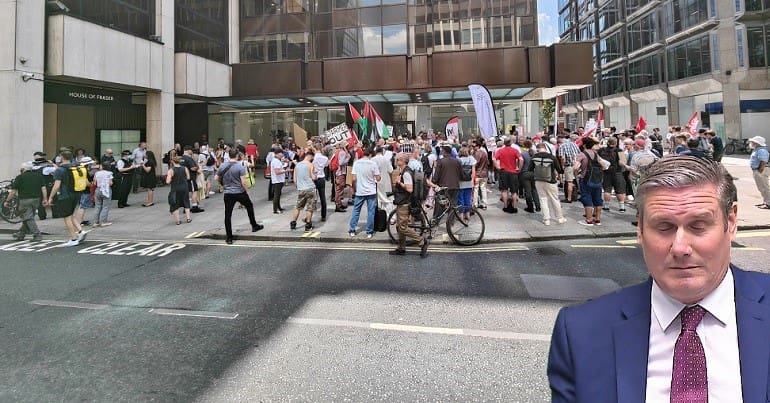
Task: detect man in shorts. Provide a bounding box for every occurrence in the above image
[291,150,317,231]
[44,150,87,246]
[495,138,523,213]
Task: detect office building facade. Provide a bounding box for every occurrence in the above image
[1,0,591,180]
[559,0,770,140]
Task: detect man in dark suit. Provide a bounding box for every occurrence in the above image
[548,155,770,402]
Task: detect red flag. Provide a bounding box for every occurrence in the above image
[348,103,362,122]
[687,112,700,136]
[635,116,647,132]
[597,105,604,130]
[347,128,359,149]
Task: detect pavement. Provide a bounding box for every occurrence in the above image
[2,156,769,244]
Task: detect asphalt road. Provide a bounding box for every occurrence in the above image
[0,232,768,402]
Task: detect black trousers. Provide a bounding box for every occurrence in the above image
[272,182,284,212]
[117,174,133,206]
[224,192,257,239]
[315,178,327,219]
[268,180,274,200]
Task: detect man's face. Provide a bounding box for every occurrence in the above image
[638,185,736,304]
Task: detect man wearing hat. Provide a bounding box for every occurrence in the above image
[4,161,47,241]
[115,150,136,208]
[31,152,55,220]
[748,136,770,209]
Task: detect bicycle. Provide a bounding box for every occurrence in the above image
[0,180,23,224]
[387,186,485,246]
[724,138,751,155]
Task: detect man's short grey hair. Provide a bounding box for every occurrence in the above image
[635,156,736,229]
[396,152,410,162]
[20,161,33,171]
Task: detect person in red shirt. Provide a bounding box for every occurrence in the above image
[494,138,523,213]
[245,139,258,170]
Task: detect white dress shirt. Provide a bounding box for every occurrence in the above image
[646,269,743,402]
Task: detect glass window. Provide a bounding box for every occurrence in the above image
[518,15,535,44]
[625,0,644,16]
[362,26,383,55]
[579,17,595,41]
[627,12,656,53]
[597,1,618,33]
[241,35,266,62]
[175,0,228,63]
[746,0,763,11]
[748,27,766,67]
[488,16,512,47]
[315,0,332,12]
[383,24,407,54]
[629,54,661,90]
[55,0,156,38]
[667,35,711,80]
[286,0,310,13]
[736,26,746,68]
[314,30,333,59]
[559,6,573,36]
[599,31,622,65]
[334,27,361,56]
[600,66,624,97]
[335,0,357,8]
[286,32,308,60]
[360,0,380,7]
[664,0,709,37]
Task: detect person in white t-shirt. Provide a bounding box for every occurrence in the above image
[270,149,287,214]
[348,147,381,238]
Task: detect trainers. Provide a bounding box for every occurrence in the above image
[543,219,551,226]
[31,234,42,242]
[11,232,24,241]
[76,230,87,242]
[208,191,215,195]
[389,249,406,256]
[100,222,112,227]
[577,220,594,226]
[594,220,602,226]
[602,206,610,211]
[420,236,430,258]
[524,207,535,213]
[290,221,297,230]
[59,239,80,247]
[512,208,518,213]
[619,207,626,212]
[349,231,356,237]
[557,218,568,224]
[252,224,264,232]
[305,222,313,231]
[366,233,373,239]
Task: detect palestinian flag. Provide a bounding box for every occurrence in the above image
[349,102,370,144]
[367,102,390,140]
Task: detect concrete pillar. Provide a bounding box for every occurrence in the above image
[147,0,176,171]
[667,93,680,128]
[629,100,639,130]
[722,82,741,139]
[0,0,45,179]
[229,0,240,64]
[716,0,740,138]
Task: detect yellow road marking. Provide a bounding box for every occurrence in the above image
[616,239,639,245]
[301,231,321,238]
[733,247,766,251]
[185,231,206,239]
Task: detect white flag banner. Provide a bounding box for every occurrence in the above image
[468,83,497,139]
[445,116,460,142]
[324,123,351,146]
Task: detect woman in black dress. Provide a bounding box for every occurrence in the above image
[141,150,158,207]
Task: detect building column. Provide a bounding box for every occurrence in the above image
[722,82,741,139]
[229,0,240,64]
[0,0,45,179]
[629,100,639,130]
[667,93,680,129]
[147,0,175,171]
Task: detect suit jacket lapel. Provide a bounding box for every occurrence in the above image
[614,279,653,403]
[733,266,770,402]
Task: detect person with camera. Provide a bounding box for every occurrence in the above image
[390,153,429,257]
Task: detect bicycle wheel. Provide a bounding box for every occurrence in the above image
[0,185,22,224]
[446,208,485,246]
[724,144,735,155]
[386,208,427,245]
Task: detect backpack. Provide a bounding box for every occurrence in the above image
[533,156,554,183]
[460,159,473,181]
[205,153,216,167]
[598,148,619,170]
[329,150,340,171]
[70,165,89,192]
[421,154,433,178]
[583,151,604,189]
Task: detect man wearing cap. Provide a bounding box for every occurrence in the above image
[72,156,96,227]
[748,136,770,209]
[5,161,47,241]
[115,150,136,208]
